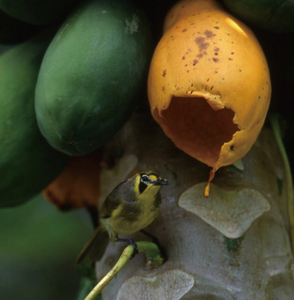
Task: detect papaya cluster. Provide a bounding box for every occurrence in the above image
[0,0,155,207]
[1,0,294,207]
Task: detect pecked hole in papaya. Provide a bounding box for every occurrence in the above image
[157,96,240,167]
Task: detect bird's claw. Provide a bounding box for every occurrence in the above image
[116,237,138,259]
[127,239,138,259]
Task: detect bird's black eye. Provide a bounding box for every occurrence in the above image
[141,174,152,183]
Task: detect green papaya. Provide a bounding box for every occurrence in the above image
[35,0,153,156]
[224,0,294,33]
[0,0,78,25]
[0,30,70,207]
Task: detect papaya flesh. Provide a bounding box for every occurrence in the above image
[0,30,70,207]
[35,0,153,156]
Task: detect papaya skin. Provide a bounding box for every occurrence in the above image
[0,9,41,44]
[0,30,70,207]
[0,0,78,25]
[35,0,153,156]
[224,0,294,33]
[148,0,271,196]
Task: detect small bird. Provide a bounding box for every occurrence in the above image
[76,171,168,263]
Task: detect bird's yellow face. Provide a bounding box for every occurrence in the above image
[132,171,169,200]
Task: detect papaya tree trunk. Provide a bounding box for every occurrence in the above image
[95,109,294,300]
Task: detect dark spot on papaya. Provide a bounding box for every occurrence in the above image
[185,64,188,67]
[197,54,203,58]
[195,36,205,44]
[182,29,187,32]
[182,56,185,60]
[193,59,198,66]
[214,47,220,52]
[230,145,234,151]
[195,36,210,52]
[187,70,189,73]
[162,87,165,91]
[214,53,218,56]
[212,58,219,62]
[204,30,216,39]
[162,70,166,77]
[229,58,233,60]
[231,52,234,55]
[214,26,219,29]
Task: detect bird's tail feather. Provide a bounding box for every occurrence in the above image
[76,226,109,264]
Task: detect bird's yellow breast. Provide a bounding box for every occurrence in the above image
[107,187,161,238]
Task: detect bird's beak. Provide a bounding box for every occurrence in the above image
[153,177,169,186]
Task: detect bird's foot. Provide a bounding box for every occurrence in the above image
[127,239,138,259]
[116,238,138,259]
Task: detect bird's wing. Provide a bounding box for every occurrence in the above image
[99,182,125,218]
